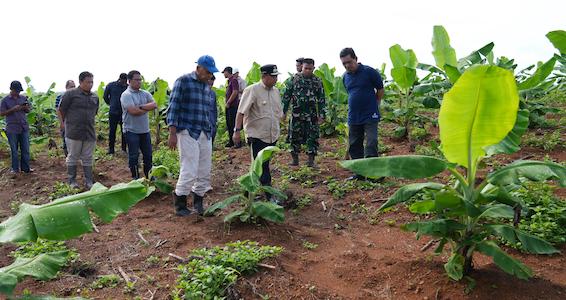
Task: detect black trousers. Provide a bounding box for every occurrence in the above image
[348,122,379,159]
[108,113,126,152]
[248,137,276,186]
[225,106,238,145]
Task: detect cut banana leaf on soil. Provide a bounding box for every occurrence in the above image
[0,179,154,243]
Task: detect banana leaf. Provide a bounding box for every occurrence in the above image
[487,160,566,187]
[0,251,68,295]
[0,180,154,243]
[341,155,447,180]
[484,109,529,156]
[546,30,566,54]
[432,25,457,71]
[439,65,518,174]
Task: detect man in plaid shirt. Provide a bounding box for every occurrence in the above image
[166,55,218,217]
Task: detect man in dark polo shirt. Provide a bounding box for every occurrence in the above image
[222,66,241,148]
[103,73,128,154]
[59,71,99,189]
[0,80,32,174]
[340,48,384,180]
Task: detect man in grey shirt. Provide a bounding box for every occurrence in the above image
[121,70,157,179]
[59,71,99,189]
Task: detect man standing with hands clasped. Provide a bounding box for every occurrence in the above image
[339,47,384,181]
[120,70,157,179]
[232,64,284,202]
[167,55,218,217]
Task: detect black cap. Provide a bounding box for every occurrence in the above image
[260,64,281,76]
[10,81,23,92]
[222,66,233,73]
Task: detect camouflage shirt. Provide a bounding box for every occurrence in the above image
[282,73,326,120]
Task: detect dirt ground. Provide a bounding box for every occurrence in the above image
[0,129,564,300]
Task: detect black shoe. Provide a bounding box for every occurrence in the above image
[107,150,115,155]
[306,154,316,168]
[193,193,204,216]
[289,153,299,166]
[225,142,234,148]
[234,142,242,149]
[130,166,139,179]
[174,194,191,216]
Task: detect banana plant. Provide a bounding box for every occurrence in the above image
[313,63,348,137]
[205,146,286,223]
[341,65,564,281]
[147,78,170,146]
[24,77,58,137]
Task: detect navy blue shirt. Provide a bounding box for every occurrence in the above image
[343,63,384,125]
[103,81,128,115]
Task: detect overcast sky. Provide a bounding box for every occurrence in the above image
[1,0,564,92]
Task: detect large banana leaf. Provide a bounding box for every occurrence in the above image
[439,65,518,174]
[340,155,447,180]
[487,160,566,187]
[517,57,557,90]
[379,182,444,211]
[0,251,67,295]
[476,241,533,280]
[546,30,566,54]
[251,202,284,223]
[432,25,457,70]
[484,109,529,156]
[0,180,154,243]
[487,225,559,254]
[402,219,466,239]
[444,252,465,280]
[251,146,279,177]
[245,62,261,85]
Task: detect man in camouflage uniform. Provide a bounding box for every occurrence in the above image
[282,58,326,167]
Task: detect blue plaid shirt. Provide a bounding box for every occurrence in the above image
[166,72,213,140]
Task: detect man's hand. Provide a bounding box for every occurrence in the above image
[232,131,241,145]
[168,133,177,149]
[13,104,23,112]
[60,122,65,131]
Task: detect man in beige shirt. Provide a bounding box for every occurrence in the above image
[233,64,283,202]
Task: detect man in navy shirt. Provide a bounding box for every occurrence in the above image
[340,47,384,180]
[103,73,128,154]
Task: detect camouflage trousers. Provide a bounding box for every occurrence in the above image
[288,117,320,155]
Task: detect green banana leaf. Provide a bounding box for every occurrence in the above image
[477,204,514,220]
[379,182,444,211]
[0,180,154,243]
[245,62,262,85]
[476,240,533,280]
[484,109,529,156]
[487,225,559,254]
[546,30,566,54]
[251,146,279,177]
[432,25,457,71]
[438,65,519,174]
[517,57,557,90]
[251,202,285,223]
[487,160,566,187]
[458,42,495,69]
[204,195,243,216]
[152,78,169,109]
[0,251,67,295]
[402,219,466,239]
[341,155,447,180]
[444,65,461,84]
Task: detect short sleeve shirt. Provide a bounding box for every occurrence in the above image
[59,88,99,141]
[121,87,154,134]
[237,82,283,143]
[343,63,384,125]
[0,95,29,134]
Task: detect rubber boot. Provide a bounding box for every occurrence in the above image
[130,165,139,179]
[67,165,79,189]
[174,194,191,216]
[143,165,151,179]
[307,154,316,168]
[193,193,204,216]
[289,153,299,166]
[83,166,94,189]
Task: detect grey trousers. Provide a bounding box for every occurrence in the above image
[65,138,96,166]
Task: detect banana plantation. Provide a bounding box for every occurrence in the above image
[0,26,564,299]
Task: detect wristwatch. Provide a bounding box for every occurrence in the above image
[234,127,242,132]
[139,106,145,111]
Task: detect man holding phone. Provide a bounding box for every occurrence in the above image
[0,80,32,174]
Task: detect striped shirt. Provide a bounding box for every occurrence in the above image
[166,72,213,140]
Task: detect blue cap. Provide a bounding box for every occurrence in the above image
[196,55,219,73]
